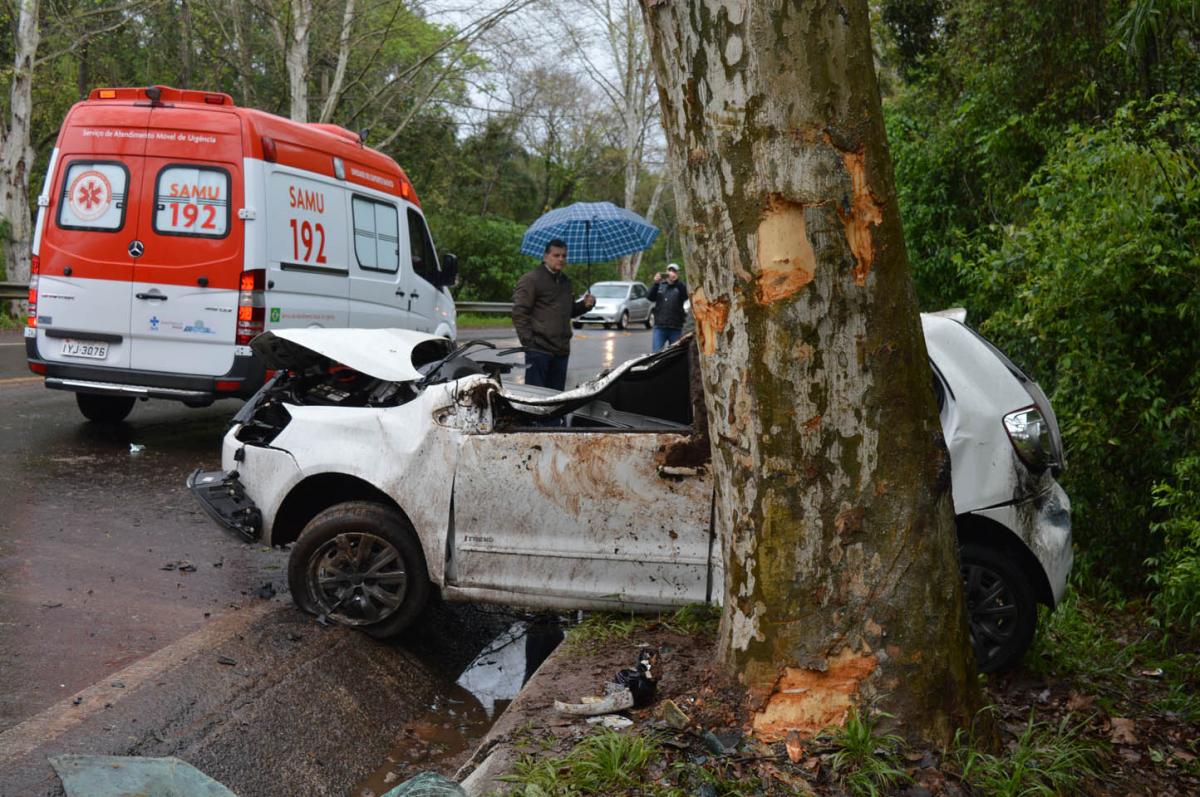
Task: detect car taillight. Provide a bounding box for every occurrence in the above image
[236,269,265,345]
[27,255,40,328]
[1003,406,1060,473]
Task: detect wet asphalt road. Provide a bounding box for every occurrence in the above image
[0,322,654,796]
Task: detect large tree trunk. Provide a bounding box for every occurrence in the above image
[642,0,979,744]
[1,0,40,303]
[286,0,313,121]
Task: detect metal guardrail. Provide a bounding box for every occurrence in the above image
[455,301,513,314]
[1,281,26,301]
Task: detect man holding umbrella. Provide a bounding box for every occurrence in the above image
[511,239,595,390]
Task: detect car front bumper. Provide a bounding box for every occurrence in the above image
[187,468,263,541]
[972,479,1073,606]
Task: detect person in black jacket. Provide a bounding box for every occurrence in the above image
[648,263,688,352]
[511,239,594,390]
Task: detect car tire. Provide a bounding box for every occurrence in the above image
[644,313,653,329]
[959,541,1037,673]
[603,322,612,329]
[288,501,430,639]
[617,311,629,331]
[76,393,135,423]
[572,321,582,330]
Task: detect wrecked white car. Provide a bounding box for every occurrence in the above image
[189,315,1072,672]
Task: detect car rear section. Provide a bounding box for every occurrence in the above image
[27,87,264,421]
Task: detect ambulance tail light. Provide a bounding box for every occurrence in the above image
[236,269,266,345]
[27,255,40,328]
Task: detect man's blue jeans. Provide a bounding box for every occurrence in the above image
[652,326,683,352]
[524,350,569,391]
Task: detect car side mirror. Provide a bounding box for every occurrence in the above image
[439,252,459,289]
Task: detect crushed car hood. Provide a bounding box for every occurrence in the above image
[251,328,453,381]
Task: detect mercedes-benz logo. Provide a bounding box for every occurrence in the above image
[128,240,144,258]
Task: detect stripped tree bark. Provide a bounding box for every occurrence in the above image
[0,0,41,305]
[641,0,980,744]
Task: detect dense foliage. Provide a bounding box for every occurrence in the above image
[880,0,1200,637]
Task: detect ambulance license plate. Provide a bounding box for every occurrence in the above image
[60,338,109,360]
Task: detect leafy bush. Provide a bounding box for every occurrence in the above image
[952,711,1104,797]
[954,95,1200,589]
[428,212,531,302]
[1148,448,1200,638]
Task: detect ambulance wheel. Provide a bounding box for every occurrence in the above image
[289,501,430,639]
[617,311,629,331]
[76,393,135,423]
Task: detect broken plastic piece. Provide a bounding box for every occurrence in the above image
[657,699,691,729]
[129,444,145,454]
[586,714,634,729]
[555,687,634,715]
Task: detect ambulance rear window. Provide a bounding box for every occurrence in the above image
[352,196,400,273]
[154,165,230,238]
[57,161,129,232]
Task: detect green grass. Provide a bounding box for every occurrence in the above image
[820,707,910,797]
[504,730,657,796]
[457,311,513,329]
[951,711,1105,797]
[564,605,719,651]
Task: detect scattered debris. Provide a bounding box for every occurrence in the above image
[41,602,63,609]
[256,582,276,599]
[216,656,237,667]
[699,729,727,755]
[50,755,237,797]
[585,714,634,730]
[1139,667,1164,678]
[72,697,82,706]
[658,698,692,730]
[1110,717,1139,745]
[162,561,198,572]
[785,729,804,763]
[286,631,302,642]
[129,444,145,454]
[554,687,634,716]
[612,648,658,707]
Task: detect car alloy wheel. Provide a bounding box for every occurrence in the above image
[959,541,1036,672]
[617,311,629,330]
[289,501,429,638]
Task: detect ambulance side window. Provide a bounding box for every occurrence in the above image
[352,196,400,273]
[57,161,129,232]
[153,165,230,238]
[407,209,438,286]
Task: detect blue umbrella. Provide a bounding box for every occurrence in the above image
[520,202,659,273]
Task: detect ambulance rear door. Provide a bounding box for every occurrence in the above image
[129,108,243,376]
[34,105,151,370]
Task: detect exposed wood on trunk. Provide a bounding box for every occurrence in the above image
[641,0,979,745]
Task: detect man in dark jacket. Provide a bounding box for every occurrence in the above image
[511,239,595,390]
[648,263,688,352]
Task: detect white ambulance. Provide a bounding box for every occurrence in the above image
[26,85,457,422]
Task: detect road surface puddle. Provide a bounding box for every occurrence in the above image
[353,619,563,796]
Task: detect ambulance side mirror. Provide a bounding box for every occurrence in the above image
[439,253,459,289]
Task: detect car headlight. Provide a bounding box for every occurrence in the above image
[1003,407,1059,472]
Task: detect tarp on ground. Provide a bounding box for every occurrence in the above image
[50,755,239,797]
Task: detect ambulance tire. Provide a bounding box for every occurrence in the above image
[289,501,430,640]
[76,393,135,424]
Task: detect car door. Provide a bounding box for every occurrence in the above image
[449,430,714,610]
[403,208,442,333]
[630,283,651,322]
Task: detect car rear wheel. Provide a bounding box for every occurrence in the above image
[959,541,1037,673]
[572,321,582,329]
[76,393,135,423]
[617,311,629,331]
[288,501,430,639]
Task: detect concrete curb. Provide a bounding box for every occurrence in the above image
[454,640,579,796]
